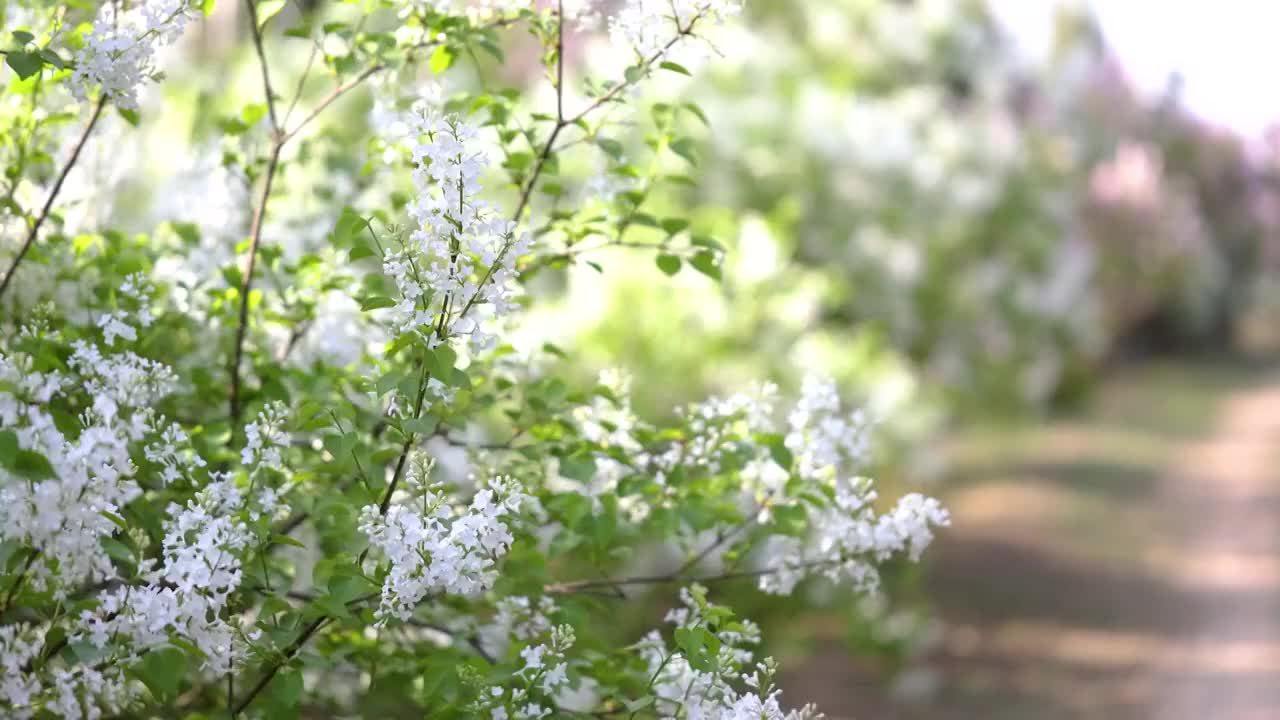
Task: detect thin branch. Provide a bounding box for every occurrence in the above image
[556,0,565,123]
[544,557,842,596]
[280,63,384,144]
[282,36,320,128]
[230,615,328,715]
[508,12,700,228]
[242,0,281,132]
[278,17,516,145]
[228,139,283,428]
[369,362,432,535]
[0,550,39,615]
[0,101,105,302]
[277,318,312,362]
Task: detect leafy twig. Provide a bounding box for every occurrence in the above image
[0,100,105,302]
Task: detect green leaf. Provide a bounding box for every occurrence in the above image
[100,511,129,532]
[133,646,188,700]
[596,137,624,161]
[36,49,63,70]
[661,218,689,235]
[560,453,597,483]
[0,446,55,480]
[118,107,141,127]
[689,250,721,281]
[756,432,793,469]
[401,414,439,436]
[655,254,681,276]
[659,60,692,76]
[170,222,200,245]
[5,51,43,80]
[241,103,268,126]
[330,206,367,248]
[680,101,710,127]
[674,626,720,672]
[256,0,286,29]
[284,22,312,39]
[347,242,377,261]
[11,31,34,46]
[430,45,454,74]
[690,234,724,252]
[771,503,808,537]
[669,137,698,165]
[626,696,656,712]
[267,667,303,711]
[271,534,307,549]
[359,295,396,311]
[101,537,133,564]
[202,0,217,16]
[0,431,16,465]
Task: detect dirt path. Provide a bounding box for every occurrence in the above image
[1151,384,1280,719]
[782,363,1280,719]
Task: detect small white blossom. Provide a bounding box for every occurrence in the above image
[71,0,199,110]
[360,453,529,621]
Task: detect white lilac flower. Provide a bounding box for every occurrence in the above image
[494,595,558,641]
[70,0,199,111]
[608,0,741,58]
[241,401,290,473]
[359,452,529,621]
[636,590,821,720]
[384,102,531,352]
[757,481,950,596]
[80,473,281,675]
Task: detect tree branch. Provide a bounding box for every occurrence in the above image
[228,139,283,428]
[243,0,281,132]
[0,101,105,302]
[544,557,842,596]
[230,615,327,716]
[508,12,701,227]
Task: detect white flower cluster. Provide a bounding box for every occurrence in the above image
[608,0,741,58]
[242,401,289,474]
[0,623,132,720]
[82,476,267,675]
[784,375,874,483]
[637,588,821,720]
[756,378,948,595]
[359,453,529,621]
[758,483,949,596]
[70,0,199,111]
[494,595,558,641]
[677,381,779,476]
[0,322,178,596]
[0,286,182,598]
[558,372,948,595]
[483,624,575,720]
[1,295,289,713]
[384,104,531,352]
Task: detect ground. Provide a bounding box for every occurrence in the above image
[781,359,1280,720]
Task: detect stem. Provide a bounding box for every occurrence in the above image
[0,101,105,302]
[0,550,39,615]
[230,615,328,715]
[243,0,281,132]
[282,37,320,128]
[509,11,700,227]
[544,557,842,596]
[228,139,283,428]
[280,64,384,145]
